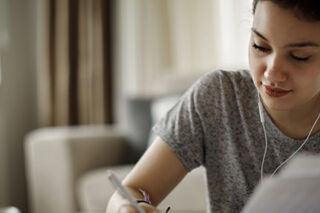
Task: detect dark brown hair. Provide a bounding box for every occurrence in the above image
[252,0,320,22]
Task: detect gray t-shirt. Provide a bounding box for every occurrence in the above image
[152,70,320,213]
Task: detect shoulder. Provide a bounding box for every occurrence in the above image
[191,69,254,96]
[203,69,252,83]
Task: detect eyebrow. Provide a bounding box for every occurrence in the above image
[251,27,320,48]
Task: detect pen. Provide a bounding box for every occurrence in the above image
[107,170,145,213]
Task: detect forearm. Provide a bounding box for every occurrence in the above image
[106,138,186,212]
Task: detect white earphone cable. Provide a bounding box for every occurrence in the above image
[260,121,268,182]
[260,106,320,181]
[270,111,320,178]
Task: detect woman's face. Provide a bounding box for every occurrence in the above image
[249,1,320,112]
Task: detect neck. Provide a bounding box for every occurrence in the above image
[264,98,320,140]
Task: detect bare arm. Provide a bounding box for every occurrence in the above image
[106,136,188,212]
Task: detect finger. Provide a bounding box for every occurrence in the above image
[138,203,160,213]
[118,204,138,213]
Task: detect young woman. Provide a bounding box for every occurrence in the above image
[107,0,320,212]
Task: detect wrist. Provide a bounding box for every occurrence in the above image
[135,189,170,213]
[136,189,152,205]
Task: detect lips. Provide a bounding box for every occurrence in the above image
[263,85,292,98]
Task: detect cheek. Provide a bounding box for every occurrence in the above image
[306,71,320,91]
[294,66,320,83]
[292,69,320,96]
[248,50,264,80]
[248,49,257,75]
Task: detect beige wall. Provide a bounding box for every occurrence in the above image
[0,0,37,212]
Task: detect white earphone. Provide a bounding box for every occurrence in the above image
[258,96,320,182]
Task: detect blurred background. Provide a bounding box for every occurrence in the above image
[0,0,252,212]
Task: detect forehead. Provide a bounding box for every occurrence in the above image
[253,1,320,43]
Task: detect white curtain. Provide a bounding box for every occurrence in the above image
[0,0,8,83]
[0,0,8,205]
[115,0,253,97]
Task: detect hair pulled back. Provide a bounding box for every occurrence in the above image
[252,0,320,22]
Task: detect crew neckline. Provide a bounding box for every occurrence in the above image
[262,105,320,145]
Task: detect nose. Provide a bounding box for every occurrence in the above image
[264,54,288,84]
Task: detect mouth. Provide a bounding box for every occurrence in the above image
[263,84,292,98]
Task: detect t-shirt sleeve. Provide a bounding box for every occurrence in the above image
[152,72,217,171]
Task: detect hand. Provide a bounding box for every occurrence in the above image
[118,203,160,213]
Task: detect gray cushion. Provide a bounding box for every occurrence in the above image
[148,95,181,147]
[125,98,152,162]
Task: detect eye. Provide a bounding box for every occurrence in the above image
[290,54,311,61]
[252,43,270,53]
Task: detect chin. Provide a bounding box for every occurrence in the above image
[260,92,295,111]
[265,102,292,111]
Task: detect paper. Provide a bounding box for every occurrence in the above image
[242,154,320,213]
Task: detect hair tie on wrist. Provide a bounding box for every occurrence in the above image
[136,188,170,212]
[136,189,151,205]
